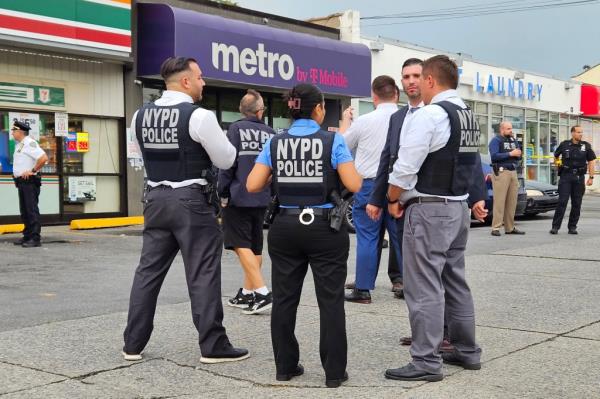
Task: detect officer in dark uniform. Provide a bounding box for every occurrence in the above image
[123,57,248,364]
[550,125,596,235]
[11,120,48,248]
[385,55,487,382]
[247,83,362,388]
[218,89,275,315]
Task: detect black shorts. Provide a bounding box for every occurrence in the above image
[222,206,266,255]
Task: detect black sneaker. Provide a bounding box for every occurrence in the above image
[200,346,250,364]
[227,288,254,309]
[243,292,272,315]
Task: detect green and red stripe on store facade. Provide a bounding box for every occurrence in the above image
[0,0,131,54]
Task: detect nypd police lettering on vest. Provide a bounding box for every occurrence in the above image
[123,57,248,365]
[385,55,486,382]
[247,83,362,387]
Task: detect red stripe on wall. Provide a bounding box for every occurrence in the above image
[0,13,131,47]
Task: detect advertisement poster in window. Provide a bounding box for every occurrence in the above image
[68,176,96,202]
[8,112,40,140]
[54,113,69,137]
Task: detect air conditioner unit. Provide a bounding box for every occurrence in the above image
[514,71,525,80]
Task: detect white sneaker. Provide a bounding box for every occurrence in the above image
[122,351,143,361]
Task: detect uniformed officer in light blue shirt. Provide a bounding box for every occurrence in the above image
[247,83,362,388]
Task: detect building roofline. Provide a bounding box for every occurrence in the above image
[363,34,578,83]
[176,0,339,34]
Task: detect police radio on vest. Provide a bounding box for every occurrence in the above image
[141,108,180,145]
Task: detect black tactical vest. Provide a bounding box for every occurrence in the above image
[135,102,212,182]
[270,130,340,206]
[416,101,481,196]
[561,140,590,170]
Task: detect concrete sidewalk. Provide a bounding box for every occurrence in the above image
[1,211,600,398]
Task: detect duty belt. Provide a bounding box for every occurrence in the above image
[561,166,587,175]
[278,207,330,225]
[404,197,464,208]
[147,183,213,193]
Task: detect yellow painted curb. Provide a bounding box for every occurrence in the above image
[0,224,24,234]
[70,216,144,230]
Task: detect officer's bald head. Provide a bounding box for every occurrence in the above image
[239,89,264,117]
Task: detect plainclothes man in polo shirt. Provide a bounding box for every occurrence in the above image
[11,120,48,248]
[340,75,403,304]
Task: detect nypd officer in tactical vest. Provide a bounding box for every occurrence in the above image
[218,89,275,315]
[488,121,525,236]
[247,83,362,388]
[550,125,596,235]
[385,55,487,382]
[123,57,249,364]
[11,120,48,248]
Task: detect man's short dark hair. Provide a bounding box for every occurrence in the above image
[372,75,397,101]
[402,58,423,70]
[160,57,197,82]
[422,55,459,89]
[571,125,582,133]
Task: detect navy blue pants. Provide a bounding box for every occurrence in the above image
[353,179,403,290]
[17,179,41,242]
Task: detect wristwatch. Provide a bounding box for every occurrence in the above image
[386,194,399,204]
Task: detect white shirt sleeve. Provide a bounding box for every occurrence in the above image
[388,109,436,190]
[130,110,142,157]
[342,117,363,151]
[189,109,236,170]
[22,138,46,161]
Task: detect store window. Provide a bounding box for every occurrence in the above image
[1,110,123,219]
[525,121,538,180]
[476,115,488,155]
[492,104,502,117]
[0,112,58,175]
[62,117,122,215]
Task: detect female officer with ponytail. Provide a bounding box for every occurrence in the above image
[247,83,362,388]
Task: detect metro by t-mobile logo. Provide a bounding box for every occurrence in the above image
[212,42,294,80]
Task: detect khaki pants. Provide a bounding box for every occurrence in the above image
[491,170,518,232]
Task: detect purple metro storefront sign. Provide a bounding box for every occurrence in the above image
[137,3,371,97]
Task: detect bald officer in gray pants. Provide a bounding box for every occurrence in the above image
[385,55,488,382]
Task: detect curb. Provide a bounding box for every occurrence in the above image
[0,224,24,234]
[70,216,144,230]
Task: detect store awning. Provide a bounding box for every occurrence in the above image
[137,3,371,97]
[581,84,600,117]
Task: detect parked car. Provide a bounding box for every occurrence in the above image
[523,180,559,215]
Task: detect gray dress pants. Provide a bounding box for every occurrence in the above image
[402,201,481,373]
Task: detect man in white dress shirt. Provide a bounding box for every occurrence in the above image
[122,57,249,364]
[385,55,486,382]
[340,75,403,304]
